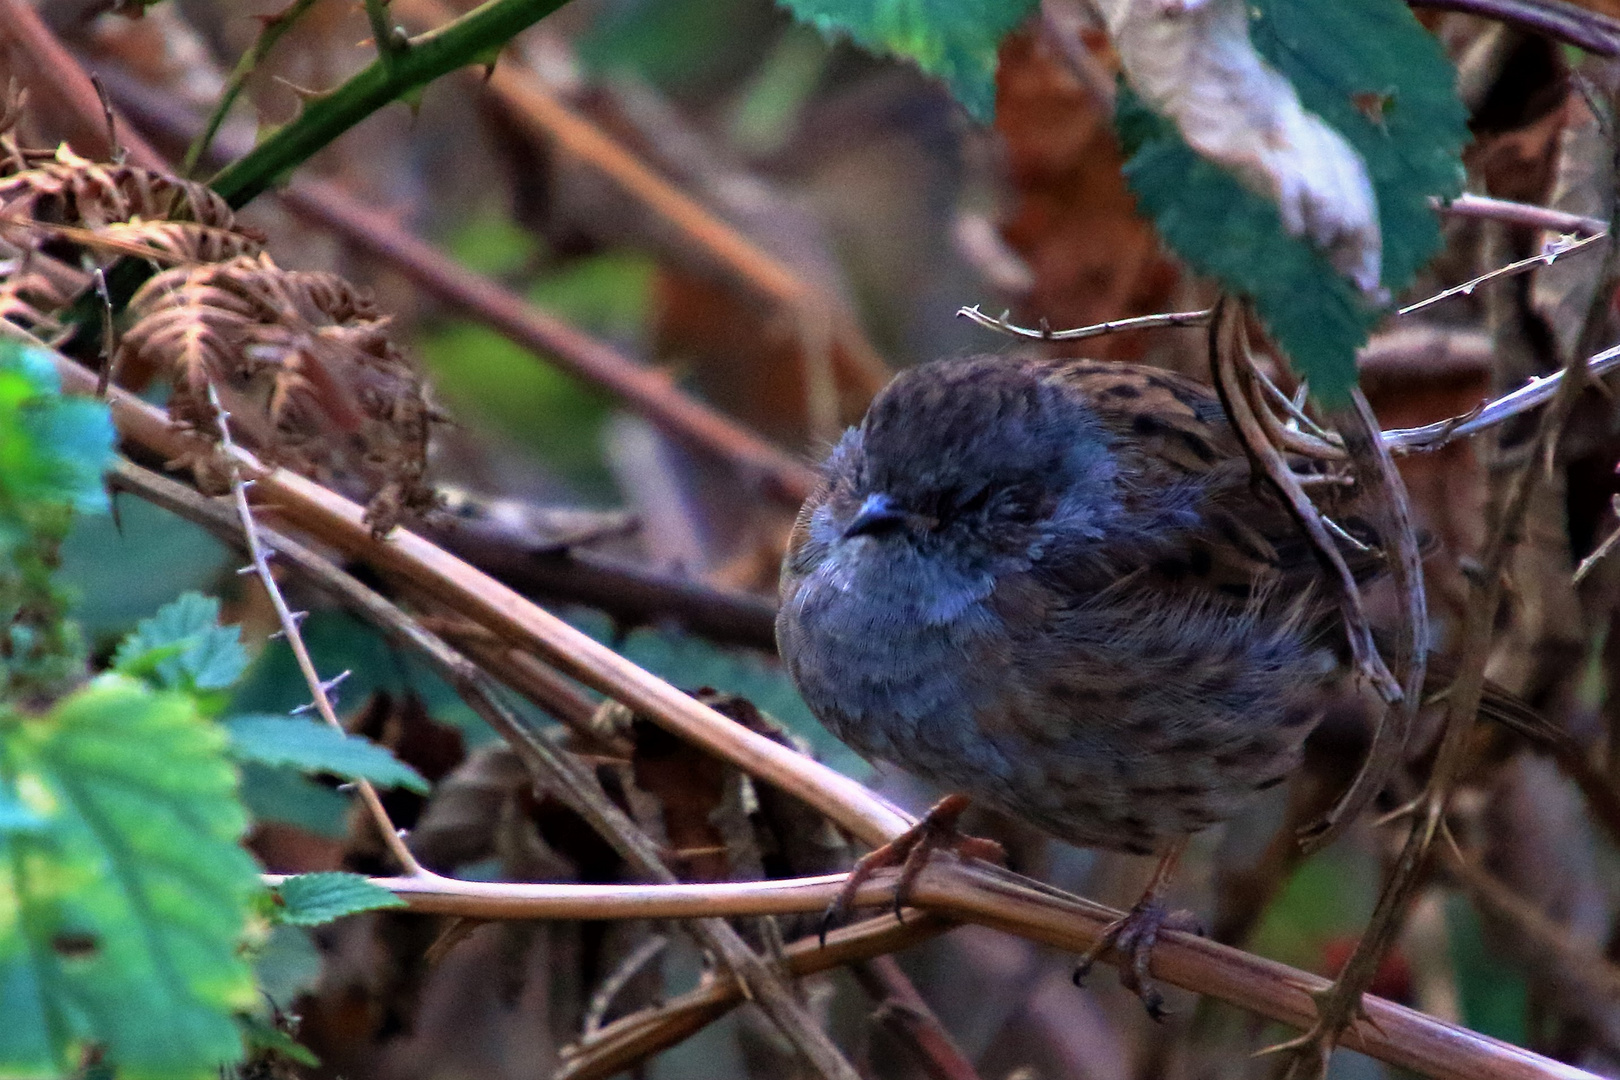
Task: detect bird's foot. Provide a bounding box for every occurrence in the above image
[1072,899,1202,1021]
[820,794,1004,944]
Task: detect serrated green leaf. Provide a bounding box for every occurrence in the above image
[274,872,405,926]
[112,593,249,695]
[778,0,1037,121]
[0,677,260,1079]
[224,715,429,793]
[1115,0,1468,402]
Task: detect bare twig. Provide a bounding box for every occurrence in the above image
[1387,341,1620,453]
[960,229,1606,352]
[1398,231,1608,316]
[583,934,669,1038]
[1575,495,1620,582]
[1408,0,1620,56]
[1434,193,1608,236]
[205,382,426,877]
[261,862,1600,1080]
[956,303,1212,342]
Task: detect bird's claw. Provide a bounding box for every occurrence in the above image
[1073,900,1202,1021]
[819,795,1004,945]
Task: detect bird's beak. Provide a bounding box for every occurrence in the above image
[843,492,908,539]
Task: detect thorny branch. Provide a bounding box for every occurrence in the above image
[257,861,1596,1080]
[180,0,321,176]
[961,222,1607,353]
[204,381,426,878]
[106,459,864,1080]
[1208,300,1401,702]
[1275,244,1616,1080]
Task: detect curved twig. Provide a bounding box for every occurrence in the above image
[1208,299,1402,702]
[258,862,1600,1080]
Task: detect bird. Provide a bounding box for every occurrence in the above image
[774,353,1538,1016]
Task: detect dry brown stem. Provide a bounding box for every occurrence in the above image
[276,179,819,505]
[68,342,1598,1080]
[254,861,1598,1080]
[109,458,863,1080]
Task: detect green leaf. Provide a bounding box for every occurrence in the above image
[0,789,46,835]
[238,1013,319,1067]
[0,677,260,1079]
[224,715,430,793]
[112,593,250,695]
[273,872,405,926]
[778,0,1038,121]
[0,342,116,523]
[238,762,353,837]
[1115,0,1467,403]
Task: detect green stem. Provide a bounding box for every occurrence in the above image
[181,0,323,178]
[208,0,571,210]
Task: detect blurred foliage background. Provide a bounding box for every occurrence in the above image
[7,0,1620,1077]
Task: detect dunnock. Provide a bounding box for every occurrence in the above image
[776,354,1530,1014]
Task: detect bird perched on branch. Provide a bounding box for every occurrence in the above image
[775,354,1536,1015]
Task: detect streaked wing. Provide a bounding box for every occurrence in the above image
[1036,359,1385,598]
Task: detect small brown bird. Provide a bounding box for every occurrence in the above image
[775,354,1524,1014]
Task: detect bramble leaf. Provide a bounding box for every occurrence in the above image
[0,677,260,1079]
[1116,0,1467,402]
[0,343,116,528]
[274,872,406,926]
[778,0,1037,121]
[112,592,250,696]
[224,714,429,793]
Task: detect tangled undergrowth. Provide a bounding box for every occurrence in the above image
[0,96,438,532]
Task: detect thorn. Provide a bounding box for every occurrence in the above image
[336,782,356,792]
[320,670,352,694]
[290,701,316,715]
[236,563,258,576]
